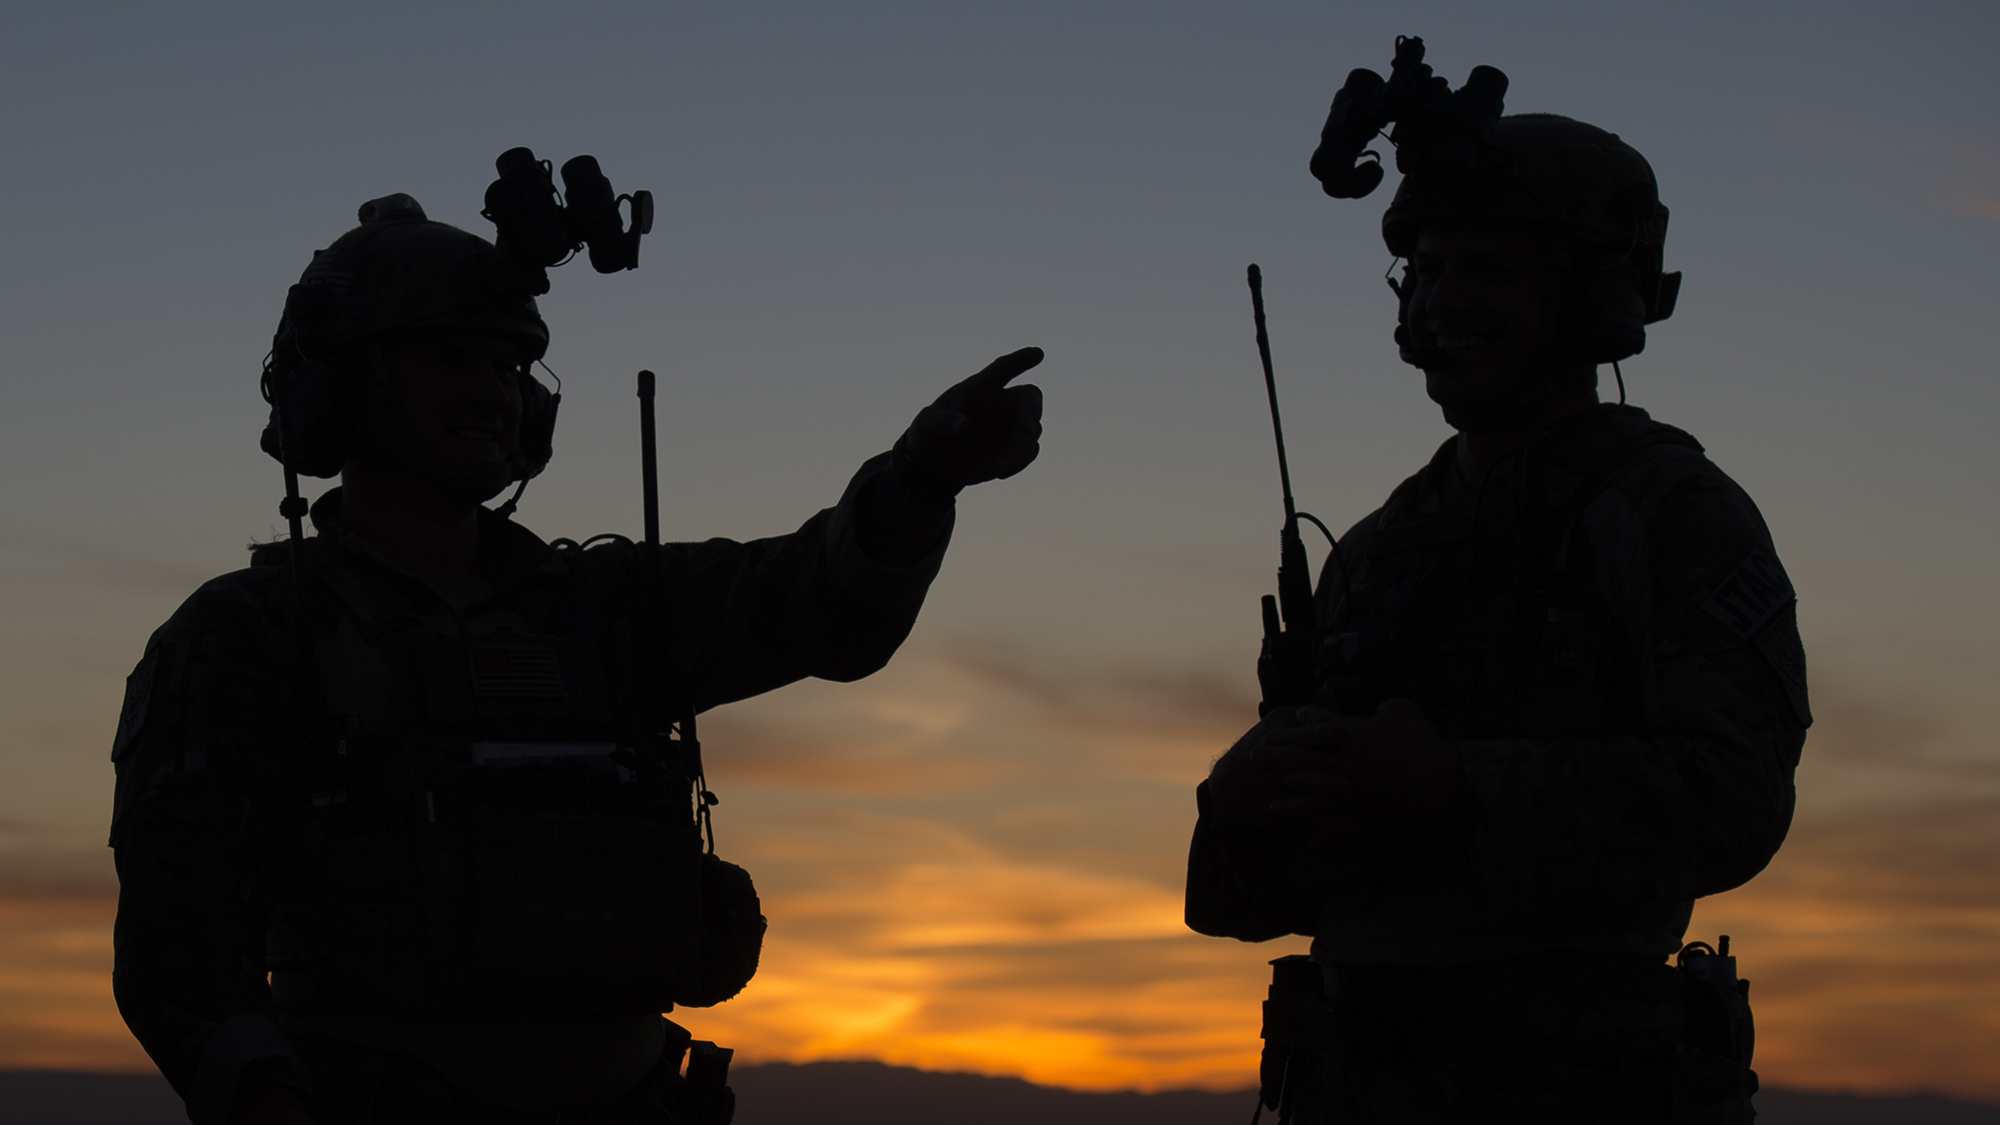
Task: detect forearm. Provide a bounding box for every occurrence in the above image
[855,447,956,567]
[1221,672,1796,922]
[111,593,309,1118]
[652,453,951,710]
[114,831,306,1124]
[781,452,951,681]
[114,969,305,1125]
[1459,723,1798,912]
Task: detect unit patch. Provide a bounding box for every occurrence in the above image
[1701,550,1793,640]
[112,642,169,762]
[1703,550,1811,728]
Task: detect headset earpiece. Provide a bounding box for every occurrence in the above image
[516,370,559,482]
[1648,271,1682,324]
[1389,260,1419,357]
[266,154,648,489]
[260,357,356,479]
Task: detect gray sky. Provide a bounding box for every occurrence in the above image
[2,0,1998,1096]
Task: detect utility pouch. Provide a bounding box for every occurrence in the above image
[620,1023,735,1125]
[1673,936,1758,1124]
[1256,954,1335,1124]
[677,852,767,1008]
[682,1040,737,1125]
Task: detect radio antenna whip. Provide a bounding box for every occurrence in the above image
[1247,266,1320,713]
[1249,265,1298,529]
[637,370,716,853]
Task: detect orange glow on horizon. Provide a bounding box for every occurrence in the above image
[6,652,2000,1106]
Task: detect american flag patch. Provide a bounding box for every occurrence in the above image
[468,641,567,699]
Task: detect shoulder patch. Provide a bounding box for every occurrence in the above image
[1701,549,1794,640]
[111,643,170,762]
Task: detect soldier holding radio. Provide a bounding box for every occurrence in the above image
[1188,40,1805,1122]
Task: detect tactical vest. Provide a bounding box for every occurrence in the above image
[262,538,738,1017]
[1316,407,1704,741]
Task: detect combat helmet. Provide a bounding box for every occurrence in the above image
[259,149,652,484]
[259,193,557,481]
[1311,37,1681,367]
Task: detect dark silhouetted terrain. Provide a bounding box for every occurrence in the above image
[4,1062,1999,1123]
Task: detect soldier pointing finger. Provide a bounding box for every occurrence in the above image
[109,159,1045,1125]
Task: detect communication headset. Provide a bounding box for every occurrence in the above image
[260,150,652,493]
[1310,37,1681,371]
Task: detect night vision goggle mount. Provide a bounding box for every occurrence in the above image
[1309,35,1508,200]
[483,147,655,291]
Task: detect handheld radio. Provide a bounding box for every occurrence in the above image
[1247,266,1342,715]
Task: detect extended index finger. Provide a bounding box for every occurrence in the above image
[962,346,1045,393]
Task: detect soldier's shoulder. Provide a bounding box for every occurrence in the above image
[1562,404,1698,477]
[547,535,633,598]
[1333,506,1388,556]
[1599,419,1797,636]
[155,556,293,638]
[191,564,287,603]
[1588,411,1757,515]
[1613,437,1729,509]
[1579,411,1788,580]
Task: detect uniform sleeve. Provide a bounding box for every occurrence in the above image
[1457,454,1810,914]
[614,451,954,713]
[1183,510,1386,942]
[110,578,311,1125]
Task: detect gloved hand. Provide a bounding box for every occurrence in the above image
[1205,699,1467,833]
[892,347,1045,499]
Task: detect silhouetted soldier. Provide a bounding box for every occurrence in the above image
[109,176,1042,1124]
[1187,39,1805,1123]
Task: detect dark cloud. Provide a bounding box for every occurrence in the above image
[1770,798,2000,909]
[938,637,1256,735]
[0,847,136,1072]
[1780,652,2000,804]
[700,710,1006,794]
[698,641,1258,801]
[0,848,118,903]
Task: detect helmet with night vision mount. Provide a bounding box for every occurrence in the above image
[1311,36,1682,368]
[259,149,653,483]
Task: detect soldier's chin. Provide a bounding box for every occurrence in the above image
[436,458,516,505]
[1424,367,1498,409]
[1425,369,1527,432]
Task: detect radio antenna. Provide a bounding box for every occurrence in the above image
[637,370,716,853]
[1248,265,1298,528]
[1246,266,1324,713]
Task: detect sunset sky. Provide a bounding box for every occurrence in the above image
[3,0,1999,1104]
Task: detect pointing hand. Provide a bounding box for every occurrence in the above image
[895,347,1045,498]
